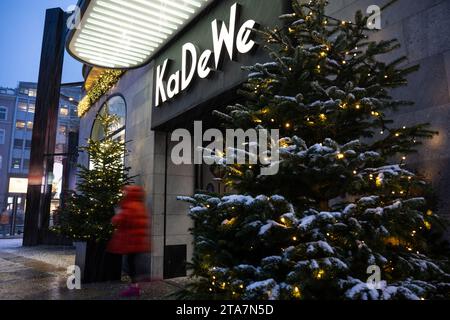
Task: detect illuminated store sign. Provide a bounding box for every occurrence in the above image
[155,3,257,107]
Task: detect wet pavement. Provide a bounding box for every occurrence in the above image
[0,239,186,300]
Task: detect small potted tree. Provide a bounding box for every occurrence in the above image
[55,113,133,283]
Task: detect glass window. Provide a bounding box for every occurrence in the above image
[60,106,69,117]
[91,95,126,142]
[18,102,28,112]
[0,129,5,144]
[59,125,67,136]
[23,159,30,170]
[27,121,33,130]
[12,158,21,169]
[28,90,37,97]
[0,106,7,120]
[14,139,23,149]
[90,96,126,169]
[0,155,2,169]
[25,140,32,149]
[28,104,35,114]
[16,121,26,130]
[70,107,78,118]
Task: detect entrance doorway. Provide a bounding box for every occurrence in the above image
[5,195,26,237]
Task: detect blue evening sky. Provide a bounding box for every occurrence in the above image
[0,0,83,88]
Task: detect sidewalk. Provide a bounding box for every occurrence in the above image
[0,239,186,300]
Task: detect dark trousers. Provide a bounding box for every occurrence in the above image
[127,254,138,283]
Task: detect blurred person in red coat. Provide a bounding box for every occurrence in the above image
[108,185,151,297]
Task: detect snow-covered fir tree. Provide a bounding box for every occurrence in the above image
[180,0,450,300]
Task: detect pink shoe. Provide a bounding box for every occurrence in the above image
[119,286,140,298]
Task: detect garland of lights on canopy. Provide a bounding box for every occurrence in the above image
[68,0,213,69]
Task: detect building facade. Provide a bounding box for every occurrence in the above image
[0,87,16,218]
[0,82,82,237]
[68,0,450,280]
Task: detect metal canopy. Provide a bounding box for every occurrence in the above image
[67,0,212,69]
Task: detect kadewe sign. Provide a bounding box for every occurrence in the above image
[151,0,289,130]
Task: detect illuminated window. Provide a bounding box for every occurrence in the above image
[12,158,21,169]
[16,121,26,130]
[28,104,35,114]
[0,129,5,144]
[0,106,7,120]
[60,106,69,117]
[28,90,37,97]
[18,102,28,112]
[27,121,33,130]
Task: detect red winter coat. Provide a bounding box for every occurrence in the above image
[107,186,151,255]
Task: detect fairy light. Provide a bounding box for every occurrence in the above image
[316,270,325,279]
[337,153,345,160]
[293,286,301,298]
[285,123,291,129]
[292,236,297,241]
[376,176,383,187]
[355,104,361,109]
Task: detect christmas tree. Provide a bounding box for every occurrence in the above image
[180,0,450,300]
[56,112,132,242]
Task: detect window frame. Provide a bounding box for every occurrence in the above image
[0,106,7,121]
[0,129,5,144]
[90,94,127,142]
